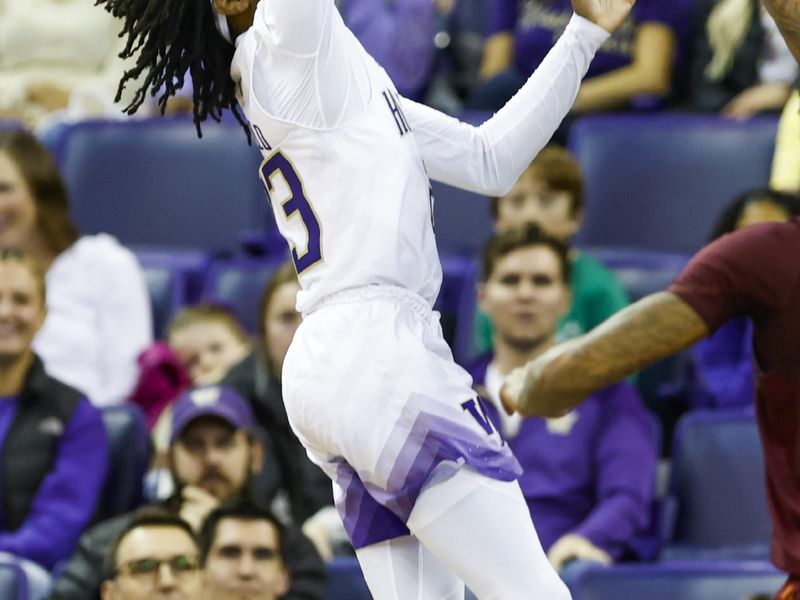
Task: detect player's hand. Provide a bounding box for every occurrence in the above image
[571,0,636,34]
[500,366,528,416]
[547,534,613,571]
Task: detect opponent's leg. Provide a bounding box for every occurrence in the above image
[356,535,464,600]
[408,468,571,600]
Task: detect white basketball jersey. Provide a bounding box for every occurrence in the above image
[231,0,441,314]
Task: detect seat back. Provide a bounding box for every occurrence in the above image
[569,114,779,253]
[668,410,771,549]
[0,563,26,600]
[573,561,785,600]
[135,248,213,338]
[53,118,273,253]
[96,405,151,521]
[202,257,283,333]
[326,557,372,600]
[431,181,493,258]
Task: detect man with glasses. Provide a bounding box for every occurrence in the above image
[49,386,324,600]
[100,509,201,600]
[200,500,289,600]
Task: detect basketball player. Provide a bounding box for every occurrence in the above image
[96,0,635,597]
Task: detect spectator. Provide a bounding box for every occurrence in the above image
[0,0,137,129]
[221,263,336,556]
[771,88,800,192]
[469,0,684,115]
[690,189,800,409]
[223,263,332,524]
[0,130,152,407]
[0,249,108,585]
[168,304,252,388]
[470,224,656,583]
[199,500,289,600]
[100,508,201,600]
[503,217,800,600]
[47,385,326,600]
[474,145,628,356]
[685,0,798,117]
[338,0,440,101]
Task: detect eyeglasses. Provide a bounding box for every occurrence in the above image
[115,554,200,580]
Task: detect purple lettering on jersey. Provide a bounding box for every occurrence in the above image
[383,89,411,136]
[261,152,322,274]
[461,397,497,437]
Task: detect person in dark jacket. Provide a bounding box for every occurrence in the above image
[0,248,108,597]
[47,385,325,600]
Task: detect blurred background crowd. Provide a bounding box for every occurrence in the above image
[0,0,798,598]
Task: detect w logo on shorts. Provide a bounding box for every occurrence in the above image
[461,397,501,442]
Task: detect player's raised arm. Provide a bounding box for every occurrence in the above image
[406,0,635,196]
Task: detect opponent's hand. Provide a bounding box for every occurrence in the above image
[547,534,613,571]
[500,366,528,416]
[571,0,636,34]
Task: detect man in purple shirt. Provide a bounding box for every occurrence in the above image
[0,249,108,593]
[338,0,440,100]
[471,0,689,113]
[470,224,657,577]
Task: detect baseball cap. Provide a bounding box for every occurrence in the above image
[170,385,256,445]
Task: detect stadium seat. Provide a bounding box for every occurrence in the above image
[95,405,151,521]
[430,181,493,258]
[572,561,785,600]
[569,114,779,253]
[451,258,481,366]
[52,117,275,253]
[581,246,690,302]
[326,557,371,600]
[0,563,27,600]
[201,257,284,333]
[134,247,213,338]
[663,410,771,559]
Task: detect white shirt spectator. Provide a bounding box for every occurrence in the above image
[33,234,153,407]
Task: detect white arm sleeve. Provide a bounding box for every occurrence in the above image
[258,0,332,55]
[405,14,609,197]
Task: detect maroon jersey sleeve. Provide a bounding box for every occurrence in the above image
[669,220,800,333]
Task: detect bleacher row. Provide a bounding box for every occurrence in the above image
[1,111,782,598]
[0,404,778,598]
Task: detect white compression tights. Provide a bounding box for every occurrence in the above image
[355,468,571,600]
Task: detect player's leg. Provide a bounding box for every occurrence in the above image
[356,535,465,600]
[408,467,571,600]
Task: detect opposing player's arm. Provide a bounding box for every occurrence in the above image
[762,0,800,62]
[503,292,709,418]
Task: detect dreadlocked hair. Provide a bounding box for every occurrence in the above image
[96,0,250,139]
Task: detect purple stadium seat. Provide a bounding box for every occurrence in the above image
[0,563,27,600]
[573,560,785,600]
[134,247,213,339]
[663,409,771,560]
[201,256,285,333]
[96,405,151,521]
[430,181,493,258]
[326,558,371,600]
[569,114,779,253]
[51,117,276,253]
